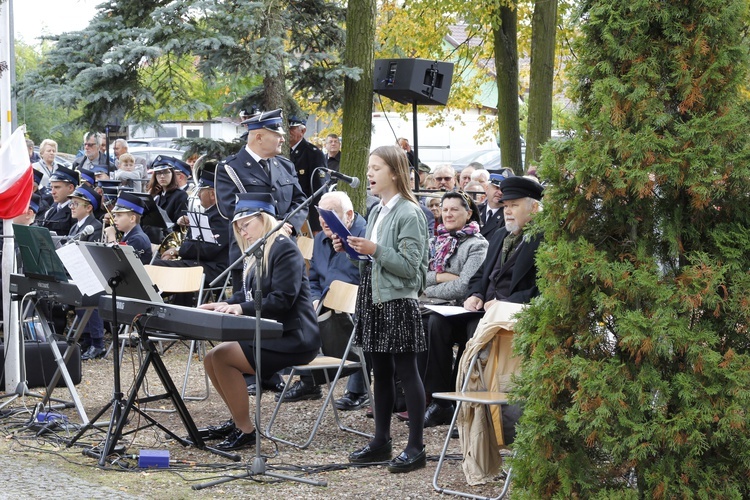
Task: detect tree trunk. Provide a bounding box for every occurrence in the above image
[493,5,522,175]
[525,0,558,170]
[340,0,376,214]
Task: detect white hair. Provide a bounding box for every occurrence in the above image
[320,190,353,215]
[471,169,490,182]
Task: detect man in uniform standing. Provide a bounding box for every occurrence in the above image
[288,116,326,233]
[215,109,308,290]
[215,109,308,396]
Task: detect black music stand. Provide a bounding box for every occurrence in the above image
[185,210,220,263]
[66,243,161,465]
[1,225,89,422]
[195,176,337,490]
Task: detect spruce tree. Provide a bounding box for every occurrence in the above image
[512,0,750,497]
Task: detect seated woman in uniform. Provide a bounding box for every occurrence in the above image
[146,155,188,244]
[198,193,320,451]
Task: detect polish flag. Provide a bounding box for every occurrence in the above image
[0,127,33,220]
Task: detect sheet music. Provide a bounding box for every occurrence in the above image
[424,301,526,320]
[57,243,107,295]
[188,212,218,243]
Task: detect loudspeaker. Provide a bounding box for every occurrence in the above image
[373,58,454,106]
[0,342,82,388]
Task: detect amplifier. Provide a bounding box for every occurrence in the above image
[0,342,82,388]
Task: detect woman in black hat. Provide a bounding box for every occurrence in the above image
[198,193,320,451]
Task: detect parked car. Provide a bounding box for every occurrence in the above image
[128,138,187,151]
[128,146,187,171]
[451,139,526,173]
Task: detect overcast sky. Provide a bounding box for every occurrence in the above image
[12,0,99,46]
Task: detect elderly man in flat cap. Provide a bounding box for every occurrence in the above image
[421,176,544,428]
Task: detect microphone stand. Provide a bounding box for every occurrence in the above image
[196,179,337,490]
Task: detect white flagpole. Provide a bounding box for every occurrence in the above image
[1,0,22,395]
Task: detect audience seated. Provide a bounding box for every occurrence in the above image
[421,176,543,428]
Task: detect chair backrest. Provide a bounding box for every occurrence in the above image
[144,265,205,301]
[321,280,358,315]
[297,236,315,261]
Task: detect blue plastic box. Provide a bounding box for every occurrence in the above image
[139,449,170,468]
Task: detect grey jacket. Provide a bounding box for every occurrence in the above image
[424,234,488,302]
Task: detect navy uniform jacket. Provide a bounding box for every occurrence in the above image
[309,213,366,301]
[216,147,308,274]
[226,235,320,354]
[290,138,327,197]
[466,227,541,305]
[215,147,308,231]
[121,224,153,264]
[40,203,74,236]
[173,204,230,283]
[68,215,103,242]
[478,202,505,240]
[155,188,188,229]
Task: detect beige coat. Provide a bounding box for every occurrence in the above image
[456,301,525,486]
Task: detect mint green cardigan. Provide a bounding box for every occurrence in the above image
[359,197,429,305]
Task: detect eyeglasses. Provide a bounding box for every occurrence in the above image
[84,142,97,147]
[435,176,453,182]
[69,201,89,208]
[237,216,259,233]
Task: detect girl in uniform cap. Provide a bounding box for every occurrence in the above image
[198,192,320,451]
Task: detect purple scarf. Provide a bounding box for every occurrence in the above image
[429,221,480,273]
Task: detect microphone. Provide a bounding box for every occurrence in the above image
[321,167,360,189]
[64,225,95,244]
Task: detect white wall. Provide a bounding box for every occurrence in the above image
[370,110,498,166]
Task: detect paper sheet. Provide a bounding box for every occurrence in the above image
[188,212,218,244]
[56,243,107,296]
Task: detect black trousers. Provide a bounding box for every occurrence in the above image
[423,313,481,399]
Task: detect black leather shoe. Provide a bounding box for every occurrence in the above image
[387,447,426,473]
[81,346,106,361]
[275,380,322,402]
[334,392,370,411]
[247,381,285,396]
[424,402,454,428]
[349,438,393,463]
[215,428,256,451]
[198,419,235,440]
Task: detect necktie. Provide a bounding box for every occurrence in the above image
[259,159,270,177]
[486,208,494,224]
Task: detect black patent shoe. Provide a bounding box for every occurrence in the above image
[334,392,370,411]
[349,438,393,463]
[387,446,426,473]
[275,380,322,402]
[197,419,235,441]
[215,428,257,451]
